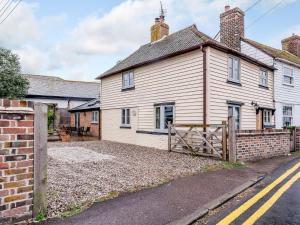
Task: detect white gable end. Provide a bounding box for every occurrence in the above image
[241,41,274,66]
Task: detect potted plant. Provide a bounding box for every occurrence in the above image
[59,127,71,142]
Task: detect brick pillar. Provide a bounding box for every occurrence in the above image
[0,99,34,224]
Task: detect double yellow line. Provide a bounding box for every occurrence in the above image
[217,162,300,225]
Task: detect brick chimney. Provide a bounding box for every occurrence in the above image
[151,7,169,42]
[220,6,245,51]
[281,34,300,57]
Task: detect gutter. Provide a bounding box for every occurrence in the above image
[97,41,276,80]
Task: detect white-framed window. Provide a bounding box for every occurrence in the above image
[228,105,241,130]
[122,71,134,89]
[263,110,272,126]
[121,108,130,126]
[228,56,240,83]
[75,112,80,128]
[283,105,293,127]
[92,111,99,123]
[283,67,293,85]
[155,105,174,131]
[259,69,268,87]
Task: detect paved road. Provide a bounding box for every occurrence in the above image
[39,167,262,225]
[206,158,300,225]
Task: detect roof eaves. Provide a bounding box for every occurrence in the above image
[276,57,300,69]
[203,40,276,71]
[96,43,204,79]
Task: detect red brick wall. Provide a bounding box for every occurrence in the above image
[296,128,300,151]
[0,99,34,224]
[236,130,291,161]
[70,111,100,137]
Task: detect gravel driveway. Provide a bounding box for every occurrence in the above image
[47,141,220,218]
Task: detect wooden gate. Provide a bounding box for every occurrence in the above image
[168,122,227,160]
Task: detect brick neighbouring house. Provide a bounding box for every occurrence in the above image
[69,99,101,138]
[23,74,100,130]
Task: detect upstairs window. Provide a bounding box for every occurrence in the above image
[121,108,130,126]
[122,71,134,89]
[92,111,99,123]
[155,105,174,131]
[228,56,240,83]
[259,70,268,87]
[283,105,293,127]
[283,67,293,85]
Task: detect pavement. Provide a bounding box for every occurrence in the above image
[39,154,300,225]
[196,155,300,225]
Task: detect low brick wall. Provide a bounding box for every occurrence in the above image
[0,99,35,224]
[236,129,291,161]
[296,128,300,151]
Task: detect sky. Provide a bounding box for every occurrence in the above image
[0,0,299,81]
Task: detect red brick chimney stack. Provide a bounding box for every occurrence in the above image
[150,3,169,42]
[281,34,300,57]
[220,5,245,51]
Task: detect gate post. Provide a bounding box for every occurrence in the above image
[33,103,48,217]
[222,121,227,161]
[228,116,237,163]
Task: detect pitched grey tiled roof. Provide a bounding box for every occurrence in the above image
[98,25,211,78]
[24,74,100,99]
[69,98,100,112]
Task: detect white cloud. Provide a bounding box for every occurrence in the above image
[0,0,298,81]
[0,1,40,49]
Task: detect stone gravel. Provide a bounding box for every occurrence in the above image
[47,141,220,218]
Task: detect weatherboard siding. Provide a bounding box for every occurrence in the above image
[101,50,203,149]
[273,60,300,127]
[207,47,274,129]
[241,41,274,66]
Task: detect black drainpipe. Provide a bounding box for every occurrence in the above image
[202,46,207,130]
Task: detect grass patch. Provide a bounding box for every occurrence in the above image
[202,163,223,172]
[222,161,244,169]
[60,204,86,218]
[34,212,46,222]
[96,191,120,202]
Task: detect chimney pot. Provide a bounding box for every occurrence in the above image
[225,5,230,12]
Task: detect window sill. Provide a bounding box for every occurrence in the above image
[121,86,135,92]
[259,85,269,90]
[282,83,294,87]
[136,130,174,136]
[120,125,131,129]
[227,80,242,86]
[91,122,99,124]
[264,125,275,129]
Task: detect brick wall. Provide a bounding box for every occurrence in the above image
[296,128,300,151]
[70,111,100,137]
[0,99,34,224]
[236,129,291,161]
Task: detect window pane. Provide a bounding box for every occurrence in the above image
[228,106,233,117]
[126,109,130,125]
[284,75,293,84]
[129,72,134,86]
[233,59,239,81]
[284,67,293,76]
[164,106,173,129]
[122,109,126,124]
[155,107,160,129]
[228,57,233,79]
